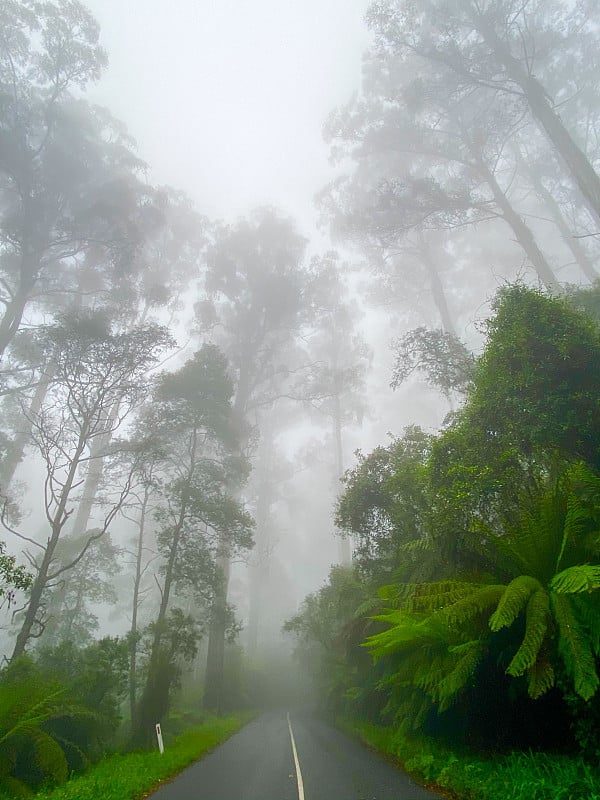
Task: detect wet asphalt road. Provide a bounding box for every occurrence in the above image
[149,708,444,800]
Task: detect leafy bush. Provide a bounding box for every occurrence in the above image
[0,659,83,794]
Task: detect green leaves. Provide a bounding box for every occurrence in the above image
[505,590,550,678]
[489,576,544,631]
[552,594,599,701]
[551,565,600,594]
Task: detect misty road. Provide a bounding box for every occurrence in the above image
[149,709,443,800]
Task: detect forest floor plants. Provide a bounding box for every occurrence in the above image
[342,719,600,800]
[5,715,252,800]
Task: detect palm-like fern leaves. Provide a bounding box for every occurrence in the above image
[366,463,600,711]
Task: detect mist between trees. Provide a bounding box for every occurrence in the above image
[0,0,600,795]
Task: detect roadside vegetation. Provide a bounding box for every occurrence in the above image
[286,285,600,799]
[348,721,600,800]
[0,715,247,800]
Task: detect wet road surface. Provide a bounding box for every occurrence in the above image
[149,708,444,800]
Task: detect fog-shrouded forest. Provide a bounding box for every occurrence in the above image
[1,1,600,798]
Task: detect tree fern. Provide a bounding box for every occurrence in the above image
[379,581,489,613]
[0,666,97,791]
[505,589,550,678]
[489,575,544,631]
[572,592,600,654]
[437,584,505,629]
[527,647,556,699]
[550,565,600,594]
[366,612,449,659]
[436,641,483,712]
[551,593,599,701]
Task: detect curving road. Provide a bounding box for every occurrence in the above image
[150,708,444,800]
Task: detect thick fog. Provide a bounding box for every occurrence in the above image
[84,0,371,229]
[2,1,600,764]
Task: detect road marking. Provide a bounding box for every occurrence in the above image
[286,712,305,800]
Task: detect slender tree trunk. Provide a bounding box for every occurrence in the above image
[2,289,85,488]
[475,15,600,226]
[333,389,351,566]
[246,434,274,659]
[129,485,150,726]
[70,400,121,537]
[1,362,57,487]
[11,431,88,660]
[203,547,231,713]
[63,581,85,641]
[203,381,250,713]
[417,233,457,335]
[132,504,186,746]
[516,151,598,283]
[133,429,198,746]
[0,288,31,360]
[478,160,561,291]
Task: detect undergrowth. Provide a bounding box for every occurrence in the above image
[2,715,249,800]
[345,720,600,800]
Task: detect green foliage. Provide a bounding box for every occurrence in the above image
[345,719,600,800]
[489,576,543,631]
[391,327,475,397]
[1,716,249,800]
[299,286,600,757]
[35,638,129,740]
[469,285,600,469]
[336,427,433,582]
[367,462,600,725]
[0,542,32,607]
[0,659,89,793]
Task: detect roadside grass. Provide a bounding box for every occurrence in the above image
[7,714,251,800]
[343,719,600,800]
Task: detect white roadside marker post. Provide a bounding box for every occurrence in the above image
[156,723,164,754]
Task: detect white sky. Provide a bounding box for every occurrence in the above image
[84,0,372,235]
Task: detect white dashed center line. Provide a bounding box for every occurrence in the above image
[286,712,305,800]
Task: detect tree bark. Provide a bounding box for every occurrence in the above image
[246,432,274,658]
[474,13,600,226]
[517,153,599,283]
[203,548,231,713]
[477,160,561,292]
[129,485,150,726]
[70,400,121,537]
[1,362,57,487]
[11,430,88,660]
[0,288,31,361]
[203,380,250,713]
[417,233,458,335]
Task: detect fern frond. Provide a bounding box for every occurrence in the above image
[377,581,482,612]
[556,492,590,570]
[377,584,409,607]
[437,585,505,629]
[489,575,543,632]
[551,565,600,594]
[436,641,483,712]
[527,649,556,699]
[572,593,600,654]
[31,729,69,786]
[365,612,448,659]
[353,596,382,618]
[492,487,567,583]
[552,593,599,701]
[410,582,488,613]
[506,589,550,676]
[398,537,432,555]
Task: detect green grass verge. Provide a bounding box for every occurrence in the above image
[342,719,600,800]
[23,715,251,800]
